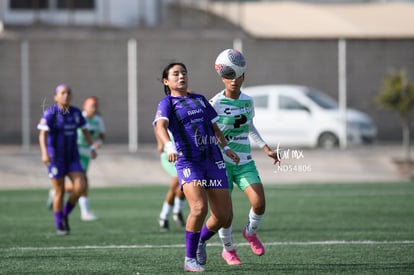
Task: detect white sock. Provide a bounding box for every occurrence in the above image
[218,226,234,251]
[172,197,185,214]
[159,201,173,220]
[78,196,89,215]
[245,208,264,236]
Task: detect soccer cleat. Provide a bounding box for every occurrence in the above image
[56,217,70,236]
[159,218,169,232]
[173,212,185,227]
[81,212,98,221]
[196,241,207,265]
[63,215,70,233]
[184,257,205,272]
[221,249,242,265]
[56,226,69,236]
[243,227,265,256]
[46,189,54,210]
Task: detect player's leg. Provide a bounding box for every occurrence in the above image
[159,152,180,231]
[182,181,208,272]
[242,173,266,256]
[60,171,86,232]
[172,176,186,227]
[51,177,68,235]
[159,177,176,232]
[211,164,241,265]
[77,155,97,221]
[197,161,237,266]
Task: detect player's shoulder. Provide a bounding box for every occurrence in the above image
[209,91,225,104]
[69,105,82,114]
[188,92,205,100]
[92,114,104,122]
[239,91,253,101]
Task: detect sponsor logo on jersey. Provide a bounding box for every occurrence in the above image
[187,108,203,116]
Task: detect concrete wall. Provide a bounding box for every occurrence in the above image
[1,32,413,145]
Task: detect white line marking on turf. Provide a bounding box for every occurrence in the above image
[3,240,414,251]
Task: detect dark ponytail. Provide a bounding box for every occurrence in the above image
[161,62,187,95]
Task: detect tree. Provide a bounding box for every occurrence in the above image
[376,69,414,161]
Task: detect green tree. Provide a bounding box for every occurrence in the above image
[376,70,414,161]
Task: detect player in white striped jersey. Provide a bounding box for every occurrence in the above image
[209,57,280,265]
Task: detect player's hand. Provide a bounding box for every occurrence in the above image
[267,150,281,165]
[225,149,240,165]
[167,152,178,163]
[93,141,102,149]
[41,153,50,166]
[90,149,97,159]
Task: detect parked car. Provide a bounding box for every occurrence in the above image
[243,85,377,149]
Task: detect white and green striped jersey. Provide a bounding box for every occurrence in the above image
[77,112,106,149]
[210,91,257,165]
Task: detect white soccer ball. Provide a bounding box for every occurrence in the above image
[214,49,246,79]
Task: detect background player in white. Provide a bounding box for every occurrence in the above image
[76,96,105,221]
[155,129,186,232]
[209,49,280,264]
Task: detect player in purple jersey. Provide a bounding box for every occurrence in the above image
[38,84,97,235]
[153,63,240,272]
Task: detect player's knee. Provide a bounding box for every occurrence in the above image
[253,203,265,215]
[190,201,208,219]
[252,198,265,215]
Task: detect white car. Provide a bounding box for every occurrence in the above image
[243,85,377,149]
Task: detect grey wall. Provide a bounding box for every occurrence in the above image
[1,34,413,144]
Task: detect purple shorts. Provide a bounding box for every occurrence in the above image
[47,159,84,179]
[175,158,229,189]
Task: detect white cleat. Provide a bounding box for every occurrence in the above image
[184,257,205,272]
[81,212,98,221]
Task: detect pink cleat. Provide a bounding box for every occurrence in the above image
[221,249,242,265]
[243,227,265,256]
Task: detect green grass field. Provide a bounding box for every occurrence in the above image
[1,182,414,274]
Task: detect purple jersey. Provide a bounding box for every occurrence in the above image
[38,104,86,163]
[153,93,223,162]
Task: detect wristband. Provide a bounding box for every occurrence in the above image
[222,145,230,151]
[164,141,177,155]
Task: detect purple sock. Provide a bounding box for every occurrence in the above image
[63,202,76,216]
[54,211,63,229]
[185,231,201,258]
[200,224,216,242]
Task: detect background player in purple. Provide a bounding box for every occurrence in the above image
[153,62,240,272]
[38,84,97,235]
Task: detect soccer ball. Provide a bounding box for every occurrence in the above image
[214,49,246,79]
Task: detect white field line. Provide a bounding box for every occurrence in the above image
[3,240,414,252]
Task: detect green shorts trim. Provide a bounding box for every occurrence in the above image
[160,152,178,177]
[79,154,90,172]
[226,161,262,193]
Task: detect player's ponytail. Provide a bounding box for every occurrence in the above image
[161,62,187,95]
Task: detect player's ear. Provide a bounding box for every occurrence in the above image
[162,78,169,86]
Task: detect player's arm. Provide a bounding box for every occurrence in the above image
[154,127,164,154]
[81,128,97,159]
[249,121,280,165]
[212,122,240,164]
[94,117,105,149]
[39,130,50,165]
[154,119,177,162]
[94,133,105,149]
